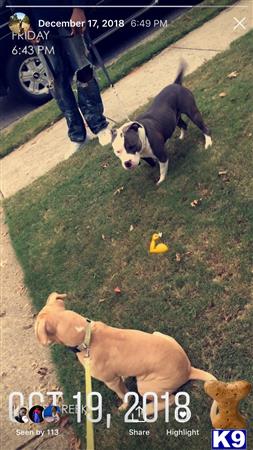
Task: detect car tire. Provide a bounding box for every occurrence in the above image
[6,53,52,105]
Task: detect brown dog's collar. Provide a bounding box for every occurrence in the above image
[68,319,92,356]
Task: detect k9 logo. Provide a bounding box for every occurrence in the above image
[212,430,247,449]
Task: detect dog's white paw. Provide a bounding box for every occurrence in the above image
[118,402,129,412]
[204,135,212,149]
[156,178,165,186]
[97,127,112,146]
[157,161,168,185]
[179,129,185,140]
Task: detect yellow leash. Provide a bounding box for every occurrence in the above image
[84,357,95,450]
[76,319,95,450]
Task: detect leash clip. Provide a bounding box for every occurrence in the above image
[76,342,90,357]
[84,346,90,358]
[76,318,92,356]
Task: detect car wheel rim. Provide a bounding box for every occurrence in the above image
[19,57,49,96]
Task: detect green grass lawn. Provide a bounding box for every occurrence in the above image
[5,31,253,450]
[0,0,238,158]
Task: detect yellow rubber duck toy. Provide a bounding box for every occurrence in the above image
[149,232,169,254]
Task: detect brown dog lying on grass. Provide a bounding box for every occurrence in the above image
[35,292,216,416]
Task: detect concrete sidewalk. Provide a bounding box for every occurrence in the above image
[0,208,74,450]
[1,0,252,198]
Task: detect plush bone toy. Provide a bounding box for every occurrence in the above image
[204,380,251,429]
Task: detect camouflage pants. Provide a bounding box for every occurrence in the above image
[39,31,108,142]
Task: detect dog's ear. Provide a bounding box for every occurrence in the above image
[46,292,67,305]
[35,317,50,345]
[129,122,142,132]
[35,316,55,345]
[56,293,67,300]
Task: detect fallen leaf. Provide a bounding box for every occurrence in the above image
[23,324,33,330]
[59,415,70,429]
[17,286,27,295]
[102,234,106,240]
[98,298,106,303]
[114,287,121,294]
[113,186,124,196]
[70,437,81,450]
[219,92,227,98]
[218,170,230,182]
[38,367,48,376]
[227,71,239,79]
[176,253,181,262]
[0,260,7,268]
[190,198,202,208]
[51,384,61,391]
[129,225,134,232]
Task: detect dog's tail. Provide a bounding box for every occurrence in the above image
[190,367,218,422]
[174,61,187,85]
[189,366,217,382]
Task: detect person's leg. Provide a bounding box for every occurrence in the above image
[61,32,111,145]
[54,77,86,143]
[42,40,86,143]
[76,65,111,144]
